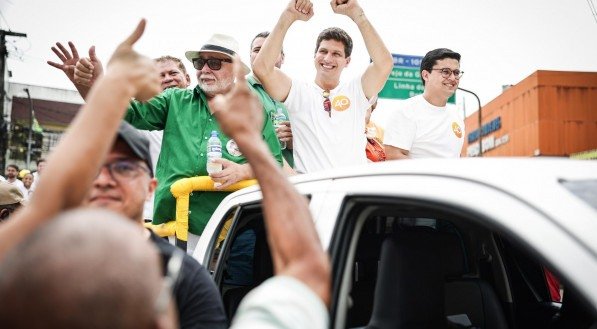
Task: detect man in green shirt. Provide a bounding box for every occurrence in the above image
[60,34,282,247]
[248,31,295,171]
[124,34,283,243]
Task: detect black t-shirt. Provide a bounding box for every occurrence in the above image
[149,230,227,329]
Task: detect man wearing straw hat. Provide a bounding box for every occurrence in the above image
[72,34,283,250]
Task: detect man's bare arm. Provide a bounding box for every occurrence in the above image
[332,0,393,99]
[385,144,410,160]
[0,20,160,259]
[252,0,313,102]
[212,57,330,306]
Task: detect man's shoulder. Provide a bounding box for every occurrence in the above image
[391,96,419,116]
[10,179,25,187]
[148,231,202,267]
[247,74,260,87]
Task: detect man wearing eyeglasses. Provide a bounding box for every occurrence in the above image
[0,20,181,329]
[48,47,192,223]
[84,122,227,329]
[384,48,466,159]
[253,0,393,174]
[68,34,283,251]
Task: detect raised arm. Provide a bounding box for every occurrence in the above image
[253,0,313,102]
[47,42,93,99]
[0,19,160,259]
[212,58,330,306]
[331,0,393,99]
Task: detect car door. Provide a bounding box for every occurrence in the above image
[325,174,597,329]
[193,178,334,322]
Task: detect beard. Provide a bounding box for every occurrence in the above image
[198,75,233,96]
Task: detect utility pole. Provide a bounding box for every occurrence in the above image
[24,88,33,168]
[0,29,27,170]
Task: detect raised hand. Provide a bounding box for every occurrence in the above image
[285,0,314,22]
[104,19,161,102]
[330,0,364,20]
[74,46,104,87]
[211,56,263,140]
[47,42,80,83]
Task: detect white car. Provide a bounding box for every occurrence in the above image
[193,158,597,329]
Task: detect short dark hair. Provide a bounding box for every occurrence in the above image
[6,164,18,171]
[420,48,461,85]
[154,55,188,76]
[36,159,46,166]
[314,27,353,58]
[251,31,284,56]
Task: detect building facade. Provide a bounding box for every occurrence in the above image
[1,82,82,170]
[463,71,597,158]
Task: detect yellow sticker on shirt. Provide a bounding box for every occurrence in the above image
[332,95,351,112]
[452,122,463,138]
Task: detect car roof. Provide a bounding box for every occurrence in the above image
[236,157,597,196]
[225,157,597,247]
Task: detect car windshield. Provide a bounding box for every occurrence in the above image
[560,179,597,211]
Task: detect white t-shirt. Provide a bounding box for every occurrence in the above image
[384,94,465,158]
[231,276,329,329]
[30,172,39,192]
[284,77,370,174]
[6,179,28,199]
[139,130,162,220]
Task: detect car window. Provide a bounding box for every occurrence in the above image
[329,197,595,329]
[206,203,271,321]
[560,179,597,210]
[207,207,239,275]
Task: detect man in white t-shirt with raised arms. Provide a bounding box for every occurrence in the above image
[253,0,393,174]
[384,48,465,159]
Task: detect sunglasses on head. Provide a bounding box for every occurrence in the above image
[192,58,232,71]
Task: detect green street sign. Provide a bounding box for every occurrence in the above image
[379,54,455,104]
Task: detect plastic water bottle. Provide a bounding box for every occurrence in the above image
[272,108,287,150]
[206,131,222,174]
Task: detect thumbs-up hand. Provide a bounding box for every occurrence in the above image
[105,19,160,102]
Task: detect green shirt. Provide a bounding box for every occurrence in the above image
[125,85,283,235]
[248,75,294,168]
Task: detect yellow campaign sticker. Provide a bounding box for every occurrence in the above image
[452,122,463,138]
[332,95,351,112]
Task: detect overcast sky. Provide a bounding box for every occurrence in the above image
[2,0,597,125]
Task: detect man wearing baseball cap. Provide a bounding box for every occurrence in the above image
[83,122,227,329]
[0,182,24,222]
[73,34,283,252]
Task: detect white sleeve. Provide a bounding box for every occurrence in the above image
[383,107,416,151]
[283,79,306,115]
[231,276,329,329]
[346,75,371,117]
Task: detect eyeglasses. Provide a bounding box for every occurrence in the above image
[323,90,331,117]
[192,58,232,71]
[431,68,464,79]
[154,249,184,314]
[97,159,150,181]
